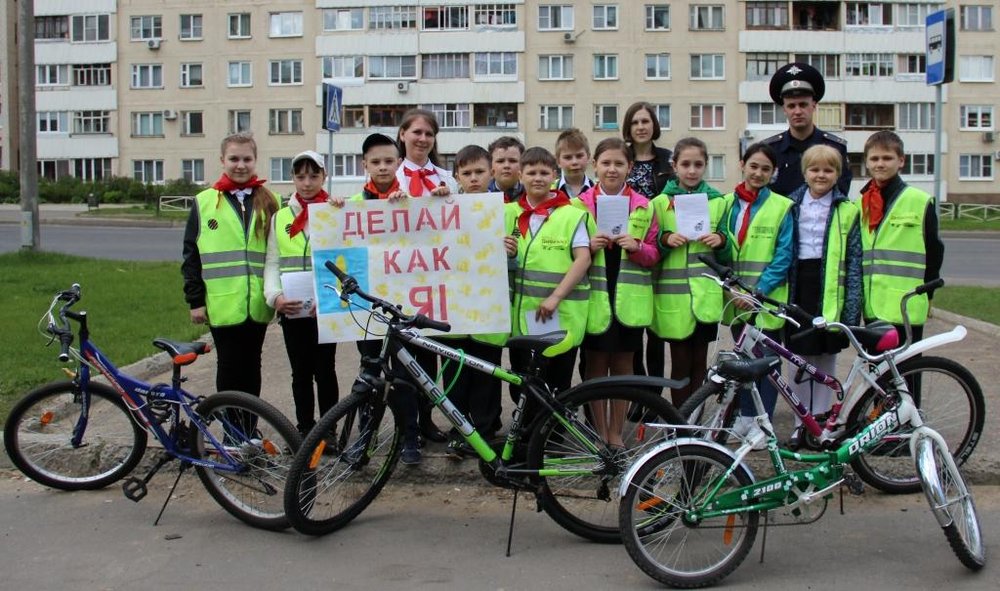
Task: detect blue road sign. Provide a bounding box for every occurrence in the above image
[925,10,948,86]
[323,83,343,131]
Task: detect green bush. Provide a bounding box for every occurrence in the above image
[0,173,205,205]
[0,171,19,203]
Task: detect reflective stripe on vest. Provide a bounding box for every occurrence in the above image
[274,206,312,272]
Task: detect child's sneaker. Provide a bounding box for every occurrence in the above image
[400,443,422,465]
[732,416,767,451]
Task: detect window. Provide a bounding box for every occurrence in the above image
[131,64,164,89]
[690,104,725,129]
[270,158,294,183]
[73,111,110,134]
[593,5,618,30]
[370,6,417,30]
[130,16,162,41]
[332,154,365,178]
[959,154,993,180]
[817,103,844,129]
[36,64,69,87]
[324,56,365,79]
[421,104,471,128]
[269,109,303,134]
[645,54,671,79]
[474,103,518,128]
[35,16,69,40]
[75,158,111,181]
[71,14,110,42]
[38,160,71,180]
[182,159,205,183]
[178,111,202,136]
[646,5,670,30]
[690,5,724,30]
[746,2,789,29]
[369,106,409,127]
[475,52,517,78]
[746,53,788,81]
[961,5,993,30]
[422,54,469,79]
[229,110,251,134]
[960,105,994,130]
[845,53,894,78]
[594,104,619,130]
[369,56,417,79]
[475,4,517,27]
[796,54,841,79]
[901,154,935,176]
[37,111,69,133]
[690,54,725,80]
[324,8,364,31]
[898,103,935,130]
[270,12,303,37]
[73,64,112,87]
[180,14,203,39]
[132,112,164,137]
[424,6,469,30]
[959,56,995,81]
[538,5,574,30]
[133,160,165,184]
[539,55,574,80]
[793,2,839,30]
[343,107,366,128]
[540,105,574,130]
[707,155,725,180]
[653,104,672,129]
[897,3,934,27]
[846,2,891,26]
[228,61,252,87]
[229,13,252,38]
[845,104,894,129]
[593,54,619,80]
[898,54,926,76]
[269,60,303,85]
[747,103,788,126]
[180,63,203,88]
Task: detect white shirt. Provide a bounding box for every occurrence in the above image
[396,158,458,196]
[797,190,833,260]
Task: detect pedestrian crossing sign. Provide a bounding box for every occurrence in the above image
[323,83,342,131]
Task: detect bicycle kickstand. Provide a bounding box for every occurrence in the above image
[153,461,191,526]
[505,491,519,558]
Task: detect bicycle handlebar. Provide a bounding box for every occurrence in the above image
[46,284,81,362]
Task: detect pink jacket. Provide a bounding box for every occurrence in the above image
[576,186,660,267]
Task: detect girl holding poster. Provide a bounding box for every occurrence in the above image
[395,108,457,198]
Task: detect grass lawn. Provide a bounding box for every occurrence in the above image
[933,286,1000,326]
[0,251,205,421]
[77,205,189,222]
[939,218,1000,232]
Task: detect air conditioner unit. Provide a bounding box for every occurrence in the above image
[563,31,581,43]
[162,109,178,120]
[994,149,1000,161]
[147,38,162,50]
[396,81,410,93]
[983,131,995,143]
[742,129,754,139]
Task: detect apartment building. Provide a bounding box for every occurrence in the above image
[0,0,15,170]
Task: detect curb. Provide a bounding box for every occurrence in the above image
[932,308,1000,339]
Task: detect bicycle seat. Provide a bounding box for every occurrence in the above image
[153,338,211,366]
[716,355,782,381]
[506,331,568,353]
[847,322,899,354]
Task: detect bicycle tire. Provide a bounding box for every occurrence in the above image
[678,381,739,445]
[283,391,403,536]
[527,385,684,544]
[192,391,301,531]
[849,356,985,494]
[3,381,147,490]
[619,443,759,588]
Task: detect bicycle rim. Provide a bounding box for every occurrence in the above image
[929,439,986,569]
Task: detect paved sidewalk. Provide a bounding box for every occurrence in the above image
[0,203,179,227]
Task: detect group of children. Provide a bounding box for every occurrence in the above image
[183,106,941,461]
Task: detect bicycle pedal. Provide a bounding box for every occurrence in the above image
[122,477,148,502]
[843,473,865,496]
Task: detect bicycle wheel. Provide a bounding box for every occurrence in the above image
[916,435,986,570]
[283,391,403,536]
[678,381,739,445]
[527,386,684,544]
[620,444,759,588]
[850,356,985,494]
[3,381,147,490]
[192,391,301,531]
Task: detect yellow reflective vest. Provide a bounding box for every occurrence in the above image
[273,206,311,272]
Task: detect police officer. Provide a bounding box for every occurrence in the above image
[764,62,852,196]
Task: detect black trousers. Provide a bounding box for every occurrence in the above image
[356,340,438,445]
[209,320,268,397]
[509,347,578,426]
[279,316,338,432]
[439,337,503,435]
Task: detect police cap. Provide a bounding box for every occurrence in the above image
[769,62,825,104]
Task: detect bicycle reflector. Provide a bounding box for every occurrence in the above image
[308,442,326,469]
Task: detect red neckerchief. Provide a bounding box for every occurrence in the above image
[734,182,759,247]
[516,190,571,238]
[288,190,330,238]
[212,174,267,193]
[403,166,437,196]
[861,181,884,232]
[363,178,401,200]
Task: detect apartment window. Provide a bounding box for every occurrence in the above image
[324,56,365,79]
[474,103,518,128]
[424,6,469,30]
[539,55,574,80]
[75,158,112,181]
[646,5,670,30]
[691,54,725,80]
[707,155,725,180]
[332,155,365,178]
[653,104,672,129]
[897,3,934,27]
[475,52,517,78]
[748,103,788,126]
[130,16,162,41]
[540,105,574,130]
[343,107,366,128]
[178,111,203,136]
[746,2,789,29]
[846,2,891,26]
[898,103,935,130]
[593,54,619,80]
[37,111,69,133]
[959,154,993,180]
[271,158,294,182]
[538,5,574,30]
[131,64,164,89]
[593,5,618,30]
[369,56,417,79]
[422,54,469,79]
[961,5,993,30]
[182,159,205,183]
[180,14,203,40]
[38,160,71,180]
[270,12,303,37]
[324,8,364,31]
[35,16,69,40]
[645,54,671,79]
[845,53,894,78]
[690,5,725,30]
[959,56,995,81]
[369,106,409,127]
[474,4,517,27]
[36,65,69,87]
[594,104,619,130]
[72,64,110,87]
[960,105,994,130]
[796,54,840,79]
[269,109,303,134]
[133,160,165,184]
[369,6,417,30]
[229,13,252,38]
[422,104,471,128]
[746,53,788,81]
[180,63,203,88]
[817,104,844,129]
[71,14,110,42]
[898,54,926,76]
[228,61,252,87]
[269,60,303,85]
[229,110,251,134]
[846,104,894,129]
[73,111,110,134]
[901,154,935,176]
[132,112,164,137]
[690,104,725,129]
